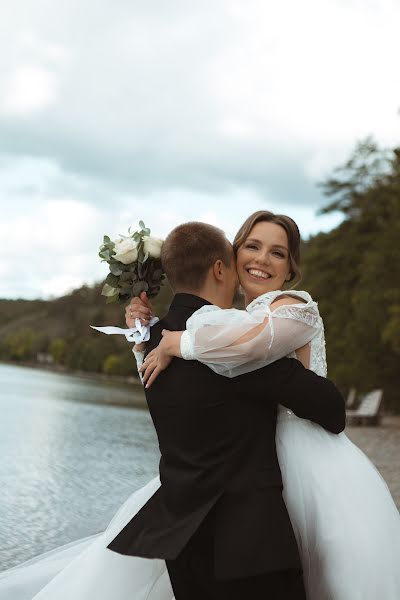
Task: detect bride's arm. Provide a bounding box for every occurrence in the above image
[141,293,320,385]
[153,297,313,362]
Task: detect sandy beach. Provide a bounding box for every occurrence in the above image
[346,415,400,509]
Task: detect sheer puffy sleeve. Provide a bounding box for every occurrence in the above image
[180,292,322,377]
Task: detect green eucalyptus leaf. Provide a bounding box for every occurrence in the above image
[101,283,118,297]
[120,271,133,281]
[126,262,138,275]
[110,263,123,276]
[105,273,119,287]
[138,220,145,229]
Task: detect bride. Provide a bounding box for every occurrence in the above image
[1,210,399,599]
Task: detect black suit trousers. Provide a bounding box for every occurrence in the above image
[166,507,306,600]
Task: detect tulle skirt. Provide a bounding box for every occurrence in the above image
[0,477,173,600]
[1,415,399,600]
[276,411,400,599]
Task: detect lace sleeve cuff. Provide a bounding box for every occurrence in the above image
[180,330,195,360]
[132,349,145,383]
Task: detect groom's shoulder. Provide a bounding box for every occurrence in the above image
[146,318,167,352]
[146,310,178,353]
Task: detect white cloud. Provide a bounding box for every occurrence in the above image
[0,180,343,299]
[217,0,399,144]
[1,65,58,115]
[0,0,398,188]
[17,30,70,66]
[0,26,69,116]
[0,199,110,298]
[0,0,396,297]
[40,275,86,298]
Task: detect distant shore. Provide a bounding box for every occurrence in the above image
[0,359,143,387]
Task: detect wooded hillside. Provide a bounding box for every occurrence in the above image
[301,139,400,410]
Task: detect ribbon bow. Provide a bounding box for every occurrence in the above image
[91,316,159,344]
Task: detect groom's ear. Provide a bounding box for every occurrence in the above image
[212,259,225,282]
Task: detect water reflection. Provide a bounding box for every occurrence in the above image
[0,364,159,570]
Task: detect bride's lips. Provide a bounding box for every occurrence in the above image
[245,267,273,282]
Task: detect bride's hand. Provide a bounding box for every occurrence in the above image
[126,292,154,352]
[140,330,183,388]
[125,292,154,328]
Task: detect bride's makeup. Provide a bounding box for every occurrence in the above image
[236,221,291,304]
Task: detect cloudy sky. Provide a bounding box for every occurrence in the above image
[0,0,399,299]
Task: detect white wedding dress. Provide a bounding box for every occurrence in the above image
[1,290,399,600]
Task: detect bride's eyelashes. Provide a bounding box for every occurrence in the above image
[243,243,286,259]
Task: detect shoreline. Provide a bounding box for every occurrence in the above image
[346,415,400,509]
[0,359,143,387]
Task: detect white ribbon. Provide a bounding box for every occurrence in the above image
[91,316,159,344]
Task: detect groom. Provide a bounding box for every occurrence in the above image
[108,222,345,599]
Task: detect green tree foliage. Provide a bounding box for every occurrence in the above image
[103,351,137,376]
[383,306,400,355]
[0,281,173,379]
[103,354,121,375]
[3,328,41,360]
[302,139,400,410]
[48,338,66,364]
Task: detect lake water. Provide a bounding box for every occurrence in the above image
[0,364,159,571]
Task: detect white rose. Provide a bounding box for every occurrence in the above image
[113,238,138,264]
[143,236,163,259]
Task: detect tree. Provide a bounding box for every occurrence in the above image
[103,352,137,376]
[48,338,66,364]
[4,328,39,361]
[302,139,400,410]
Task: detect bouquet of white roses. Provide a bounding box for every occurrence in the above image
[99,221,165,304]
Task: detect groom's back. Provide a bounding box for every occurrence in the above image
[141,294,302,578]
[147,297,278,474]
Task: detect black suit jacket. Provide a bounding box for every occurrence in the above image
[108,293,345,579]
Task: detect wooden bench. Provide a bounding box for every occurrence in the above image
[346,389,383,426]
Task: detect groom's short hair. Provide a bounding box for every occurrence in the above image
[161,222,232,291]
